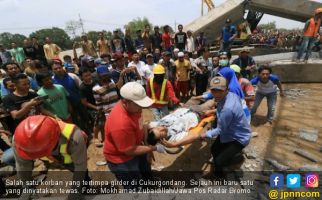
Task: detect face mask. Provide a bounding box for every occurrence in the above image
[154,75,164,85]
[219,60,229,66]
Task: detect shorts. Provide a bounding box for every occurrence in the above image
[176,81,189,95]
[88,110,106,128]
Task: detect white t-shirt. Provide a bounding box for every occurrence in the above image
[146,63,156,73]
[128,61,151,85]
[185,36,195,53]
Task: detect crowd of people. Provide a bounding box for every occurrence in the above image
[0,19,289,199]
[248,30,302,50]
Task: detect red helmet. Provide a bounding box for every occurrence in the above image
[14,115,61,160]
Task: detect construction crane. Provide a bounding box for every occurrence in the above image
[201,0,215,16]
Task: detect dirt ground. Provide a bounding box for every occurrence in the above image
[87,83,322,172]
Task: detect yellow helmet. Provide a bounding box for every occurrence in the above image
[230,64,241,73]
[153,64,166,74]
[315,8,322,15]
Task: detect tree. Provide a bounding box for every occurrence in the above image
[29,27,72,50]
[258,21,277,31]
[87,31,100,43]
[124,17,153,38]
[0,32,27,48]
[65,20,82,39]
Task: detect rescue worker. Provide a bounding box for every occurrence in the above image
[13,115,88,200]
[296,8,322,62]
[146,65,183,120]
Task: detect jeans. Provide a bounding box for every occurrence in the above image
[151,106,169,121]
[107,154,152,190]
[220,41,233,53]
[242,99,251,124]
[251,91,277,123]
[1,147,15,167]
[211,137,244,174]
[297,36,317,60]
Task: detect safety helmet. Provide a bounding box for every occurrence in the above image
[14,115,61,160]
[153,65,166,75]
[230,64,241,73]
[315,8,322,15]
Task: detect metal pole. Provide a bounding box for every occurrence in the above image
[79,13,85,35]
[201,0,204,16]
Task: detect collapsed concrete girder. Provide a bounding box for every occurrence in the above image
[184,0,322,44]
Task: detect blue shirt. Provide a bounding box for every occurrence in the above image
[222,25,237,43]
[1,76,39,98]
[206,92,251,146]
[53,73,80,103]
[251,74,280,94]
[232,56,255,69]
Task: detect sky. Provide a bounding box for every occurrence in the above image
[0,0,321,36]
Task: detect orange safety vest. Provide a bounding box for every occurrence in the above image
[303,18,321,37]
[150,78,168,105]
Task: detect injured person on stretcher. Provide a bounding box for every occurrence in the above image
[147,107,215,154]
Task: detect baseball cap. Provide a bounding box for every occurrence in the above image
[173,48,179,53]
[146,53,153,58]
[96,65,109,75]
[64,63,75,70]
[164,51,172,56]
[120,82,154,108]
[112,52,124,61]
[94,58,102,65]
[240,49,250,54]
[209,77,227,91]
[199,61,207,67]
[178,52,184,57]
[88,56,95,62]
[230,64,241,73]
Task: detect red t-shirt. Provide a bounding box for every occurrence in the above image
[146,78,179,108]
[104,101,144,164]
[162,32,171,49]
[239,78,255,108]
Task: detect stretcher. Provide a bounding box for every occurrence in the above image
[164,115,215,154]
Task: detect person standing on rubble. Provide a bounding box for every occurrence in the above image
[296,8,322,62]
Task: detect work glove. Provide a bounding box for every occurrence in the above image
[205,130,214,138]
[155,144,166,153]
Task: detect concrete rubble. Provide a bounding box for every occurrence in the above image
[284,88,309,99]
[274,130,291,136]
[298,128,318,142]
[265,159,290,171]
[294,149,318,162]
[298,164,322,171]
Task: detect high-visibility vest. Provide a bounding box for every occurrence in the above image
[41,122,75,164]
[150,78,168,105]
[304,18,321,37]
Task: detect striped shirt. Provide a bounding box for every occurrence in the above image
[92,82,119,112]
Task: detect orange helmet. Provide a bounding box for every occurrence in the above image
[14,115,61,160]
[315,8,322,15]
